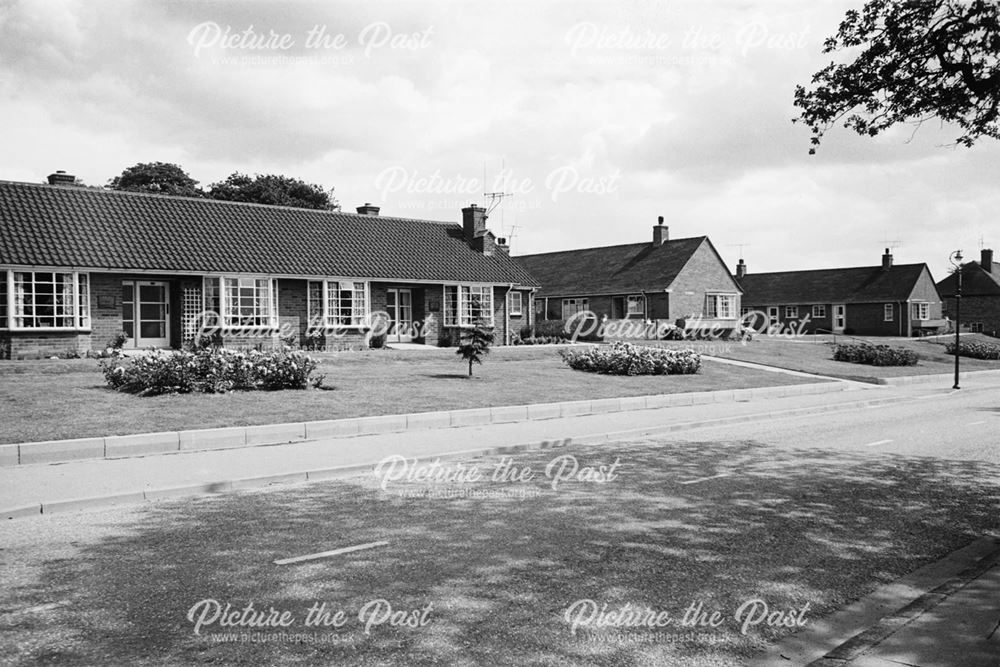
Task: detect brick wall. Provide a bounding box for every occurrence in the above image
[2,332,90,359]
[944,295,1000,337]
[669,241,742,321]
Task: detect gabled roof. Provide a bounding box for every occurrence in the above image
[514,236,709,297]
[935,261,1000,296]
[736,264,931,305]
[0,181,538,286]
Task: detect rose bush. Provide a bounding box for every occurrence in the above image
[99,347,323,396]
[832,343,918,366]
[560,342,701,375]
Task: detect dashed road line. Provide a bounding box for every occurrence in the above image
[274,540,389,565]
[680,473,732,485]
[968,420,987,426]
[863,439,893,448]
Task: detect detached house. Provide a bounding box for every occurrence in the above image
[735,250,946,336]
[936,248,1000,337]
[515,217,743,333]
[0,175,538,359]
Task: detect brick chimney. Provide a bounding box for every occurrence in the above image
[462,204,489,251]
[736,259,747,280]
[881,248,893,271]
[356,203,380,216]
[47,170,76,186]
[982,248,994,273]
[652,216,668,246]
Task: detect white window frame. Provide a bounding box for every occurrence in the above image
[508,291,523,316]
[884,304,894,322]
[308,280,370,328]
[812,305,826,318]
[705,293,737,319]
[561,298,589,321]
[3,269,91,331]
[626,294,644,316]
[444,284,495,327]
[911,302,930,321]
[203,275,279,329]
[785,306,798,318]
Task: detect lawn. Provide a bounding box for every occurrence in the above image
[0,346,818,444]
[2,436,998,665]
[643,333,1000,382]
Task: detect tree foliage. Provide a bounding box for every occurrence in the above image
[108,162,202,196]
[206,172,339,210]
[456,321,495,377]
[795,0,1000,152]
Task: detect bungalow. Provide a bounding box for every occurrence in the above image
[0,175,538,359]
[515,217,743,335]
[735,249,946,337]
[936,248,1000,337]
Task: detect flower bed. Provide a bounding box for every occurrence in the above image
[99,348,323,396]
[944,339,1000,360]
[560,342,701,375]
[832,343,918,367]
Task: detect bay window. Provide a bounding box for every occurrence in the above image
[705,293,737,319]
[444,285,494,326]
[307,280,369,327]
[912,302,930,320]
[2,270,90,329]
[203,276,278,328]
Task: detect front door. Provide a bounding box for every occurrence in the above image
[385,288,413,342]
[832,304,847,333]
[767,307,779,330]
[123,281,170,348]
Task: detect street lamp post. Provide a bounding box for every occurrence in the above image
[950,250,963,389]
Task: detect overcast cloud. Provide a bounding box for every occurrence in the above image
[1,0,997,280]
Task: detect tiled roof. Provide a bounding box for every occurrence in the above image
[514,236,707,297]
[0,181,538,286]
[736,264,929,305]
[935,262,1000,296]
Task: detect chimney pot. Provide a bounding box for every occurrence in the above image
[881,248,893,271]
[356,203,380,216]
[47,170,77,186]
[982,248,994,272]
[652,218,669,246]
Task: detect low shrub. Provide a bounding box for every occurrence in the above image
[944,339,1000,360]
[832,343,918,366]
[560,341,701,375]
[99,347,323,396]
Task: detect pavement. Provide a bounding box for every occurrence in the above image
[3,373,1000,665]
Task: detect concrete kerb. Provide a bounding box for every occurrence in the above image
[2,381,860,468]
[1,391,916,520]
[875,368,1000,385]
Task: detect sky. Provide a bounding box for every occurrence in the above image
[1,0,997,281]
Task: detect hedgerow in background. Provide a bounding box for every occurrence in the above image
[945,339,1000,360]
[99,348,323,396]
[560,342,701,376]
[832,343,918,366]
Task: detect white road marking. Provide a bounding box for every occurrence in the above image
[274,541,389,565]
[863,439,893,448]
[680,473,732,485]
[968,420,987,426]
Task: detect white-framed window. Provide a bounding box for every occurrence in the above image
[3,270,90,330]
[785,306,798,318]
[705,294,737,319]
[740,306,752,316]
[561,298,589,320]
[307,280,368,328]
[627,295,645,316]
[812,305,826,318]
[508,291,523,316]
[884,304,894,322]
[911,302,930,320]
[971,322,984,333]
[203,276,278,328]
[534,298,544,316]
[444,285,494,327]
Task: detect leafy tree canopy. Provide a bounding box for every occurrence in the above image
[795,0,1000,153]
[206,172,340,210]
[108,162,202,196]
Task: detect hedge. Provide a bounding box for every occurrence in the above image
[560,342,701,375]
[832,343,918,367]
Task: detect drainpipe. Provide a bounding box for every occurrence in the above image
[505,284,515,344]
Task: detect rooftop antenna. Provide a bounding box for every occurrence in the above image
[978,234,986,250]
[882,231,902,254]
[728,243,751,260]
[483,157,513,217]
